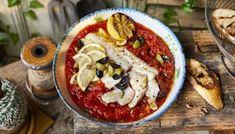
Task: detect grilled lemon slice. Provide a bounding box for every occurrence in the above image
[77,63,96,91]
[73,53,93,69]
[78,43,105,54]
[86,50,106,62]
[107,13,135,41]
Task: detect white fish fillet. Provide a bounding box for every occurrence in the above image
[83,33,160,108]
[146,79,160,110]
[117,86,135,106]
[128,70,147,108]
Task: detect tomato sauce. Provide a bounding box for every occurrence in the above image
[65,21,175,122]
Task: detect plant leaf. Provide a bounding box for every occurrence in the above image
[163,7,178,25]
[181,0,196,13]
[9,33,19,45]
[8,0,21,7]
[24,10,37,20]
[30,0,44,9]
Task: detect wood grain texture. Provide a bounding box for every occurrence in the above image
[74,30,235,133]
[146,0,206,8]
[146,5,207,29]
[1,31,235,133]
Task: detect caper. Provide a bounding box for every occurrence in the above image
[97,57,109,64]
[115,75,129,90]
[96,62,106,71]
[96,69,103,78]
[110,63,121,69]
[133,40,141,48]
[162,55,170,62]
[114,68,123,75]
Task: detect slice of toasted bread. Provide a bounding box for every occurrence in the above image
[187,59,223,110]
[212,9,235,44]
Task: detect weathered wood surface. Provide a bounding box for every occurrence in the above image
[146,0,207,30]
[147,0,206,8]
[74,30,235,133]
[1,30,235,133]
[0,62,74,134]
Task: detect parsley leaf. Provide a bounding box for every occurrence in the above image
[181,0,196,13]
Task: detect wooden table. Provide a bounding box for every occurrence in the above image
[0,30,234,133]
[1,0,235,133]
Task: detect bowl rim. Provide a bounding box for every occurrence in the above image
[52,7,186,128]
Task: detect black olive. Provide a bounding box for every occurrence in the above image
[162,55,170,62]
[96,69,103,78]
[157,91,166,99]
[112,72,124,80]
[110,63,121,69]
[138,36,145,45]
[115,75,129,90]
[77,39,84,48]
[97,57,109,64]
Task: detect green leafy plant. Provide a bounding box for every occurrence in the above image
[7,0,44,20]
[181,0,196,13]
[0,20,19,45]
[162,0,196,29]
[163,7,178,25]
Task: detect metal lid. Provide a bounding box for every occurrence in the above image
[21,37,57,70]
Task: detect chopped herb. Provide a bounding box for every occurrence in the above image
[95,17,104,23]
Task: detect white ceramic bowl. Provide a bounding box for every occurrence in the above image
[53,8,186,127]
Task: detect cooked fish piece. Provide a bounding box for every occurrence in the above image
[187,58,223,110]
[128,70,148,108]
[117,86,135,106]
[84,33,159,77]
[121,48,158,79]
[146,79,160,110]
[101,74,122,89]
[101,88,123,103]
[85,33,131,71]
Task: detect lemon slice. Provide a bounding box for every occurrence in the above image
[86,50,106,62]
[77,63,95,91]
[73,53,93,69]
[107,13,135,41]
[78,43,105,54]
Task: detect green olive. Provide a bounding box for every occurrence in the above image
[107,65,114,76]
[114,68,123,75]
[133,40,141,48]
[96,62,106,71]
[156,54,164,65]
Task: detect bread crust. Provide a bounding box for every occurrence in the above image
[187,59,223,110]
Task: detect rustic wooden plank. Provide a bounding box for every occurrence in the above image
[175,30,219,52]
[146,5,207,29]
[74,30,235,133]
[146,0,206,8]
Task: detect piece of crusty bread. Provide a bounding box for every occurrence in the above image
[212,9,235,44]
[187,59,223,110]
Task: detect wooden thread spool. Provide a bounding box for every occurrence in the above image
[21,37,57,103]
